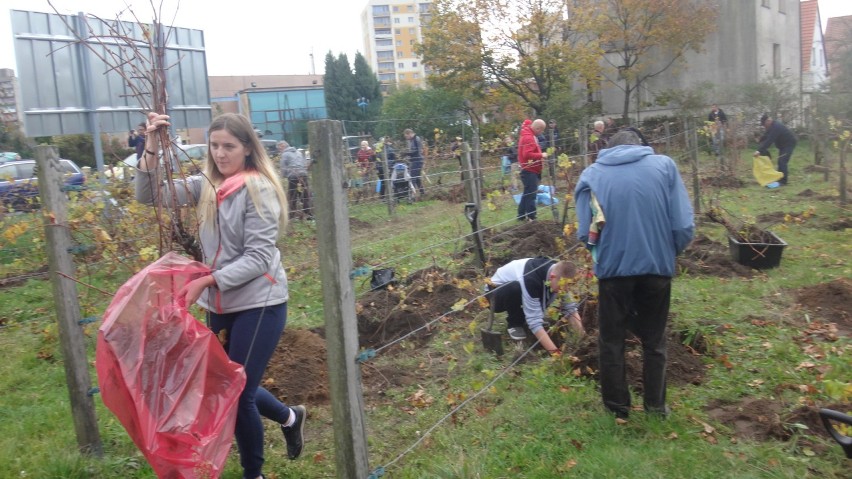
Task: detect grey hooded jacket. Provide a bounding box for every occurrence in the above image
[135,170,288,313]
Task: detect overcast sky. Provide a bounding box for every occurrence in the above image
[1,0,366,76]
[2,0,852,76]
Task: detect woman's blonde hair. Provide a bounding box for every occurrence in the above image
[197,113,289,229]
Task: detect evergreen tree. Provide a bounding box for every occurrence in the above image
[353,52,383,135]
[323,52,357,122]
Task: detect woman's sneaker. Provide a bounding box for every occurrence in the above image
[281,405,306,460]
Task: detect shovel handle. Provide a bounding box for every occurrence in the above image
[485,299,496,331]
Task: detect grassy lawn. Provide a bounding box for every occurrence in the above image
[0,144,849,478]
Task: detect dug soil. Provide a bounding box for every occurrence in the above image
[264,219,712,408]
[262,215,847,448]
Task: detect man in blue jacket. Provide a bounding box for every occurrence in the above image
[574,129,694,420]
[755,113,797,186]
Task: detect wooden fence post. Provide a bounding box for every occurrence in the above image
[382,145,394,216]
[461,143,486,268]
[308,121,370,478]
[686,118,701,215]
[35,145,103,457]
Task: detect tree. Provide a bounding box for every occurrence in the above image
[323,52,358,122]
[572,0,717,121]
[417,0,600,117]
[353,53,383,135]
[378,86,465,141]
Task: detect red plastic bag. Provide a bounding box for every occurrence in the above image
[97,252,246,478]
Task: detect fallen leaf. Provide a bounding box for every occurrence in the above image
[615,418,628,425]
[667,432,678,440]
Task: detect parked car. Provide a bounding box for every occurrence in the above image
[0,152,22,163]
[0,158,86,210]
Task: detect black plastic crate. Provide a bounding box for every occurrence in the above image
[728,232,787,269]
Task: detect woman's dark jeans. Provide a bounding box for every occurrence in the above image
[209,302,292,479]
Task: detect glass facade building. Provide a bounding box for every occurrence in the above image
[243,88,326,148]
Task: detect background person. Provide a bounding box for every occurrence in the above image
[128,122,146,160]
[755,113,797,186]
[403,128,425,197]
[136,112,307,479]
[707,104,728,156]
[517,118,548,221]
[574,129,694,420]
[279,140,313,220]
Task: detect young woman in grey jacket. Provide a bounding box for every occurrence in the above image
[137,112,306,479]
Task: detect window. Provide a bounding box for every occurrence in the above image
[407,5,413,11]
[393,6,399,12]
[375,28,391,35]
[376,38,392,46]
[378,62,394,71]
[412,61,418,67]
[372,5,389,15]
[761,0,770,7]
[379,73,395,81]
[396,40,402,46]
[397,51,403,58]
[413,73,420,79]
[410,39,415,45]
[374,18,390,26]
[395,28,401,35]
[399,73,406,80]
[408,17,414,23]
[398,62,404,68]
[419,3,431,13]
[377,50,394,60]
[408,28,415,34]
[773,43,780,77]
[394,18,400,24]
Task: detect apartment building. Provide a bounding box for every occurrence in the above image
[361,0,433,93]
[0,69,22,126]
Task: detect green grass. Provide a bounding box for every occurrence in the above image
[0,146,849,478]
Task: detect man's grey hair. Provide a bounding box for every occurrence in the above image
[594,120,604,129]
[606,130,642,148]
[278,140,289,148]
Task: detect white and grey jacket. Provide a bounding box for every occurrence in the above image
[135,169,288,314]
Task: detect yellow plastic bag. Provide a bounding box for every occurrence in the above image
[753,155,784,186]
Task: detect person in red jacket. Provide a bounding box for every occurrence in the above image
[517,118,548,221]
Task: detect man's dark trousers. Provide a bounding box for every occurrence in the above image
[518,170,540,220]
[777,145,795,185]
[486,281,526,330]
[598,275,671,416]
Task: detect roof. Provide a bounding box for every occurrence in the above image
[800,0,819,72]
[825,15,852,78]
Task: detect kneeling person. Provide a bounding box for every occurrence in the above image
[486,257,584,354]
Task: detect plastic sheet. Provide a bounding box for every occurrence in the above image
[97,252,246,479]
[753,155,784,187]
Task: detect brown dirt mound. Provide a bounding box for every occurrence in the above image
[797,188,817,197]
[794,278,852,336]
[485,220,567,268]
[785,403,852,440]
[705,398,788,441]
[826,218,852,231]
[354,267,474,350]
[265,328,330,405]
[701,175,745,188]
[569,330,706,392]
[677,234,754,278]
